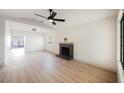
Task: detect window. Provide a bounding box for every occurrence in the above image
[11,36,24,49]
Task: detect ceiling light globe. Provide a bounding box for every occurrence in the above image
[48,19,53,22]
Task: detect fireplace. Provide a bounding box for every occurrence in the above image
[57,43,73,60]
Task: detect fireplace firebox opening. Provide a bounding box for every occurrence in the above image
[57,43,73,60]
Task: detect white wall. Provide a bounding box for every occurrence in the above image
[0,16,5,65]
[11,30,45,52]
[47,16,117,71]
[45,32,58,53]
[5,21,11,62]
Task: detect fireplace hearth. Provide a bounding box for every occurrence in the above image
[57,43,73,60]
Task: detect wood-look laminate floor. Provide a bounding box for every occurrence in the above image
[0,51,117,83]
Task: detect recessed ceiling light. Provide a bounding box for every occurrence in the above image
[32,28,37,31]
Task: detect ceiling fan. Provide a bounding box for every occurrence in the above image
[34,9,65,25]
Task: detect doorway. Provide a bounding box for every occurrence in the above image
[11,36,25,56]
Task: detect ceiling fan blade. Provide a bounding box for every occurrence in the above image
[53,18,65,22]
[50,12,57,18]
[52,21,56,25]
[40,20,45,23]
[35,14,47,19]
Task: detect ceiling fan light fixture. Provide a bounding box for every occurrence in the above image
[48,19,53,22]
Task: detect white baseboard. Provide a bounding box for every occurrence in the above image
[74,58,117,72]
[117,61,124,83]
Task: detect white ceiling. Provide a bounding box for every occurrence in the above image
[6,20,52,33]
[0,9,118,30]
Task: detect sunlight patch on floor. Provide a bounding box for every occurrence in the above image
[11,48,25,56]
